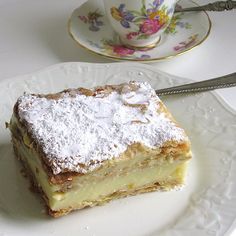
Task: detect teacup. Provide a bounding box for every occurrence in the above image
[103,0,177,48]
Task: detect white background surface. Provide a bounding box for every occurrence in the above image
[0,0,235,235]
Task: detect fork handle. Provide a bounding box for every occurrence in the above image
[155,73,236,96]
[175,0,236,12]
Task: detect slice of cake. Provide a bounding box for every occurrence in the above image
[8,81,191,217]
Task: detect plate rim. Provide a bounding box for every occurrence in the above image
[0,61,234,115]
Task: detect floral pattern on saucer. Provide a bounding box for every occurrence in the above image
[69,0,211,62]
[78,10,104,31]
[174,34,198,51]
[88,38,151,59]
[164,13,191,34]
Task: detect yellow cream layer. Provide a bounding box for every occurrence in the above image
[50,163,187,211]
[14,136,188,211]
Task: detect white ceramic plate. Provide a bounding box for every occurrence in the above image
[0,62,235,236]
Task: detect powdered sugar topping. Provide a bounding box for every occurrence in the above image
[17,81,187,174]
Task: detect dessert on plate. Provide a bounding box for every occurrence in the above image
[8,81,192,217]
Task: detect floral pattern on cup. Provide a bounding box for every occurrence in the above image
[165,13,191,34]
[110,0,173,40]
[88,39,151,59]
[78,10,104,31]
[174,34,198,51]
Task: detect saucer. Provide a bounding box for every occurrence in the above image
[68,0,211,62]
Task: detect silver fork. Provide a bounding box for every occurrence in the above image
[155,72,236,96]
